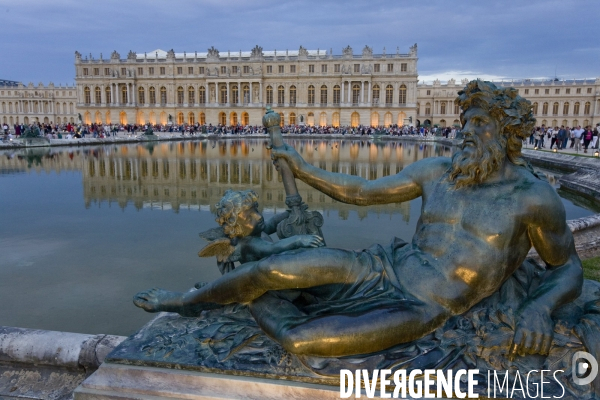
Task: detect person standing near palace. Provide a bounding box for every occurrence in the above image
[572,125,584,152]
[582,126,593,153]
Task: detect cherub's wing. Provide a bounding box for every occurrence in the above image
[199,226,226,242]
[198,238,235,262]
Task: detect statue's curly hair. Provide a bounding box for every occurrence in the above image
[455,80,536,167]
[215,189,259,238]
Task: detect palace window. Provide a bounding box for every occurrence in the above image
[440,102,446,115]
[545,89,549,94]
[121,86,128,104]
[574,102,580,115]
[121,68,126,76]
[83,68,88,76]
[563,102,569,115]
[552,102,559,115]
[243,66,249,74]
[177,87,184,105]
[267,65,273,73]
[372,85,380,104]
[289,113,296,125]
[277,85,284,105]
[105,87,111,104]
[399,84,406,104]
[426,90,431,96]
[584,102,591,114]
[534,89,539,94]
[576,88,581,94]
[138,87,145,105]
[199,67,205,74]
[454,103,460,114]
[242,85,249,104]
[555,89,560,94]
[266,86,273,105]
[385,85,393,105]
[84,87,91,104]
[95,87,101,104]
[160,86,167,104]
[289,86,296,105]
[387,63,393,72]
[532,102,538,114]
[278,65,284,73]
[542,102,548,115]
[148,67,154,75]
[220,86,228,104]
[587,88,592,94]
[333,85,340,105]
[104,68,110,75]
[188,87,195,104]
[352,84,360,104]
[401,63,407,72]
[94,68,99,76]
[160,67,165,74]
[425,103,431,115]
[137,67,143,75]
[232,66,238,74]
[524,89,529,94]
[220,66,226,74]
[309,65,314,73]
[374,64,380,73]
[334,64,340,73]
[320,85,327,105]
[232,85,239,104]
[321,65,327,73]
[354,64,360,73]
[149,87,156,104]
[308,85,315,105]
[188,67,193,74]
[199,87,206,104]
[290,65,296,73]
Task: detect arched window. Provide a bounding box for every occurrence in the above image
[385,85,393,105]
[84,87,91,104]
[242,85,250,104]
[103,87,111,104]
[352,84,360,105]
[440,102,446,115]
[137,111,145,125]
[95,111,102,124]
[138,87,145,105]
[542,102,548,115]
[372,85,380,104]
[439,119,446,128]
[159,111,167,125]
[119,111,127,125]
[307,112,314,126]
[532,102,538,115]
[573,102,580,115]
[199,112,206,125]
[230,112,238,125]
[177,112,184,124]
[177,86,184,105]
[552,102,559,116]
[332,112,340,127]
[188,86,195,104]
[319,112,327,127]
[149,111,156,125]
[371,112,379,126]
[219,112,226,125]
[383,112,392,127]
[333,85,340,105]
[351,112,360,127]
[241,112,249,125]
[563,102,569,115]
[398,112,406,125]
[289,86,296,105]
[279,112,284,127]
[105,111,111,124]
[573,119,579,127]
[398,84,407,104]
[320,85,327,106]
[55,103,60,114]
[552,119,557,127]
[121,86,128,104]
[148,87,155,104]
[188,112,195,125]
[278,85,285,105]
[425,102,431,115]
[232,85,239,105]
[454,103,460,114]
[584,102,591,114]
[266,86,273,105]
[160,87,167,104]
[95,87,101,105]
[199,86,206,104]
[307,85,315,105]
[84,111,91,124]
[219,85,227,103]
[289,112,296,125]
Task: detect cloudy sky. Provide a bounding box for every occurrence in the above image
[1,0,598,86]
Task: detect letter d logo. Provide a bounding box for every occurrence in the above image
[572,351,598,386]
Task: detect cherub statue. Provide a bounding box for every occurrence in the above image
[198,189,324,275]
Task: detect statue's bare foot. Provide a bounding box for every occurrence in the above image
[133,287,183,313]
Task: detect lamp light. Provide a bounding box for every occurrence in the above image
[595,150,599,158]
[553,148,557,153]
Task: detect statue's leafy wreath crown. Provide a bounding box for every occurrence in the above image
[455,80,536,141]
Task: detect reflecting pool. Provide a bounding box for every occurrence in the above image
[0,139,594,336]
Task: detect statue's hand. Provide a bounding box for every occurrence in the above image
[271,144,303,173]
[510,304,554,358]
[296,234,325,248]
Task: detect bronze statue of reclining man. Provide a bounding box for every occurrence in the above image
[134,80,582,360]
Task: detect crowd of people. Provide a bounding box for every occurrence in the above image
[529,124,600,153]
[2,121,461,141]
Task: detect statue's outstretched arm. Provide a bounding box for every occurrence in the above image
[271,145,446,206]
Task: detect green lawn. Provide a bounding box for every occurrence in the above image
[583,257,600,282]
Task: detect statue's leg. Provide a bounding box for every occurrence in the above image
[249,294,449,357]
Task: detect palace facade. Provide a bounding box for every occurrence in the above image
[1,44,599,128]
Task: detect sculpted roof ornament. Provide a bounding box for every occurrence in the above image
[298,46,309,59]
[207,46,220,61]
[342,45,353,58]
[250,45,263,60]
[362,45,373,58]
[166,49,175,59]
[410,43,418,56]
[74,51,82,60]
[111,50,120,60]
[127,50,137,60]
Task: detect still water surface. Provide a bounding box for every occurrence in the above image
[0,139,594,336]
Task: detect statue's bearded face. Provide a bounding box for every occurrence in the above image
[449,108,506,188]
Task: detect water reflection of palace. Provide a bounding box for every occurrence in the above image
[0,139,453,218]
